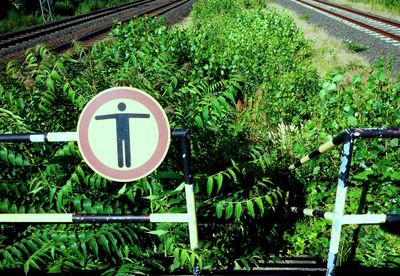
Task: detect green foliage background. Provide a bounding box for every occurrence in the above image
[0,0,399,273]
[348,0,400,13]
[0,0,134,33]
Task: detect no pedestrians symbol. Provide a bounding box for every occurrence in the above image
[77,87,170,182]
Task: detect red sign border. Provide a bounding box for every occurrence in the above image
[77,87,170,182]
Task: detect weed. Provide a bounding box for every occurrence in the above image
[300,14,310,20]
[0,0,398,273]
[345,39,368,52]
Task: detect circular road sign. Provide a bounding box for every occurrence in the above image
[77,87,170,182]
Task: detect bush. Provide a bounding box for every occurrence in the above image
[0,9,42,33]
[54,0,75,16]
[0,0,316,272]
[281,65,400,267]
[0,0,398,273]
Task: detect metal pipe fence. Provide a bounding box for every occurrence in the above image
[289,128,400,276]
[0,129,200,275]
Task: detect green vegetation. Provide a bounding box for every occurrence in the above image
[299,14,310,21]
[344,39,368,52]
[0,0,399,273]
[327,0,400,19]
[73,0,132,15]
[0,0,133,33]
[348,0,400,13]
[0,1,41,33]
[269,1,369,76]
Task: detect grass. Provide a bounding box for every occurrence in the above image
[0,0,135,34]
[0,9,41,33]
[326,0,400,20]
[173,16,193,30]
[267,1,369,77]
[344,39,368,52]
[349,0,400,12]
[299,14,310,20]
[74,0,132,16]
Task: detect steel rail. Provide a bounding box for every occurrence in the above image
[0,0,148,41]
[147,0,190,16]
[0,0,190,58]
[0,0,156,49]
[53,0,191,52]
[312,0,400,28]
[296,0,400,42]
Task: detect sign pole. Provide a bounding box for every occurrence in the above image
[0,130,201,274]
[0,87,200,275]
[173,129,200,276]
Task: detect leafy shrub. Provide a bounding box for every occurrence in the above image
[0,9,41,33]
[281,64,400,267]
[345,39,367,52]
[0,0,398,273]
[54,0,75,16]
[0,0,318,273]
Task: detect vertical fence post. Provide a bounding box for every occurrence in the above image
[1,130,200,274]
[173,129,200,276]
[326,134,354,276]
[289,128,400,275]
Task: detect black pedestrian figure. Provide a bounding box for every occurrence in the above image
[95,102,150,168]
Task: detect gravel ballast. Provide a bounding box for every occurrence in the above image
[161,0,197,26]
[275,0,400,74]
[0,0,197,59]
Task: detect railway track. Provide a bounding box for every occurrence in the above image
[293,0,400,46]
[0,0,190,59]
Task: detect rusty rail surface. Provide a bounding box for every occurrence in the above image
[0,0,153,49]
[0,0,190,58]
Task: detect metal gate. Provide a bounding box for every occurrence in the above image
[289,128,400,276]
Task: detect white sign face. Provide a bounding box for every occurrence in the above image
[77,87,170,182]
